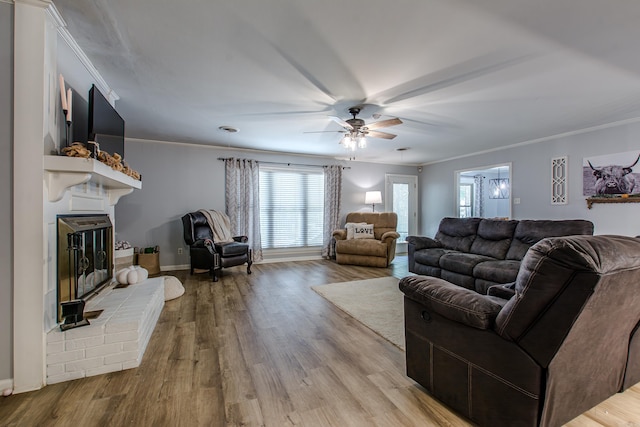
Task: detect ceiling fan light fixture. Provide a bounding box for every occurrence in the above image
[357,135,367,149]
[329,106,402,153]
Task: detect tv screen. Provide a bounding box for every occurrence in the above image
[88,84,125,158]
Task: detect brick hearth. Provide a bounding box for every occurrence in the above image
[45,278,164,384]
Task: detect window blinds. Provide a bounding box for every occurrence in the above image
[259,166,324,249]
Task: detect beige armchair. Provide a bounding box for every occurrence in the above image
[332,212,400,267]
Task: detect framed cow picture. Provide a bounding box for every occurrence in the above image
[583,150,640,196]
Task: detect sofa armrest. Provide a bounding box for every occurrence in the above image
[380,231,400,243]
[399,275,505,330]
[233,235,248,243]
[406,235,442,251]
[487,283,516,300]
[190,239,207,248]
[332,229,347,241]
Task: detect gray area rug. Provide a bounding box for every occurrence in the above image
[311,276,405,350]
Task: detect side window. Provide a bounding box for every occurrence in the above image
[459,184,473,218]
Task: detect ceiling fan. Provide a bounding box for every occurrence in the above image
[329,106,403,140]
[306,106,403,151]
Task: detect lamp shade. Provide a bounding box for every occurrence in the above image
[365,191,382,204]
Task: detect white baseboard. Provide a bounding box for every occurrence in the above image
[0,378,13,393]
[158,256,327,271]
[160,264,190,272]
[259,255,324,264]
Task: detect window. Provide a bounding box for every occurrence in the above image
[459,183,473,218]
[259,166,324,249]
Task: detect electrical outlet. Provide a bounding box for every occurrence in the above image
[177,247,183,255]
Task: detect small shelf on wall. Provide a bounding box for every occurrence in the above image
[586,196,640,209]
[44,156,142,205]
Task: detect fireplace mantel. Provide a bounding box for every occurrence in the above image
[44,156,142,205]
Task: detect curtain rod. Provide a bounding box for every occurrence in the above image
[217,157,350,169]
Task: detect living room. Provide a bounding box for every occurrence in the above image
[3,0,640,425]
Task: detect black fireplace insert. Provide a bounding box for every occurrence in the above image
[57,215,113,323]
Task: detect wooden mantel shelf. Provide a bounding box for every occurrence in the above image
[586,196,640,209]
[44,155,142,205]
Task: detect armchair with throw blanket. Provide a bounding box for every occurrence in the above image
[332,212,400,267]
[181,210,252,281]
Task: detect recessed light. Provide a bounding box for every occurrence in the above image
[218,126,239,133]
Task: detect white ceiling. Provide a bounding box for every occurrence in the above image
[52,0,640,165]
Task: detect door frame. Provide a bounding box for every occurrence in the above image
[385,174,418,254]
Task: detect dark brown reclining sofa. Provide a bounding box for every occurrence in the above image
[406,217,594,294]
[400,234,640,426]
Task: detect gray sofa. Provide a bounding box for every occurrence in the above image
[399,234,640,426]
[407,217,594,294]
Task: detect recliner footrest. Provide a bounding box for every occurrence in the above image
[215,241,249,257]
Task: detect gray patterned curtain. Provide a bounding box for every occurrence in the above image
[225,158,263,262]
[322,165,342,259]
[474,174,484,217]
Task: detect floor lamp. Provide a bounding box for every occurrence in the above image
[365,191,382,212]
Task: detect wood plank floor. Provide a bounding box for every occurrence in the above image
[1,256,639,426]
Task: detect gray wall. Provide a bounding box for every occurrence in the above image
[115,139,416,267]
[420,121,640,237]
[1,2,13,383]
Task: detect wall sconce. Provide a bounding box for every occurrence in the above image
[365,191,382,212]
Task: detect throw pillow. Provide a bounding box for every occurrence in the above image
[345,222,367,240]
[354,224,375,239]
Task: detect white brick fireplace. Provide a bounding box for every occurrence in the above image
[40,157,153,387]
[12,1,150,393]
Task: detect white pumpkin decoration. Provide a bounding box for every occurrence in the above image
[116,265,149,285]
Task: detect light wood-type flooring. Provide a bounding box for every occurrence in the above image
[1,257,639,426]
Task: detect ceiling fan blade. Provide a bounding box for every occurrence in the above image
[366,117,403,130]
[367,130,397,140]
[373,51,537,105]
[330,116,353,130]
[303,130,345,134]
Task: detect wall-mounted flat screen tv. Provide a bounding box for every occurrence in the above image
[88,84,125,158]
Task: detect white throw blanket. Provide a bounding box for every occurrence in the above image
[198,209,235,244]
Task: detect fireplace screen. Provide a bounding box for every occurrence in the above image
[57,215,113,322]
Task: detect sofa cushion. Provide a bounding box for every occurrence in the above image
[473,259,521,284]
[439,252,495,275]
[414,247,453,267]
[399,275,506,329]
[441,270,476,290]
[505,219,594,260]
[470,219,518,259]
[335,238,388,257]
[435,217,481,252]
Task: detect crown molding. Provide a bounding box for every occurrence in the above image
[46,2,120,104]
[11,0,51,7]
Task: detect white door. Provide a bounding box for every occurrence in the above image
[385,174,418,254]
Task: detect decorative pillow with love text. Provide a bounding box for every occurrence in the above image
[346,222,367,240]
[353,224,375,239]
